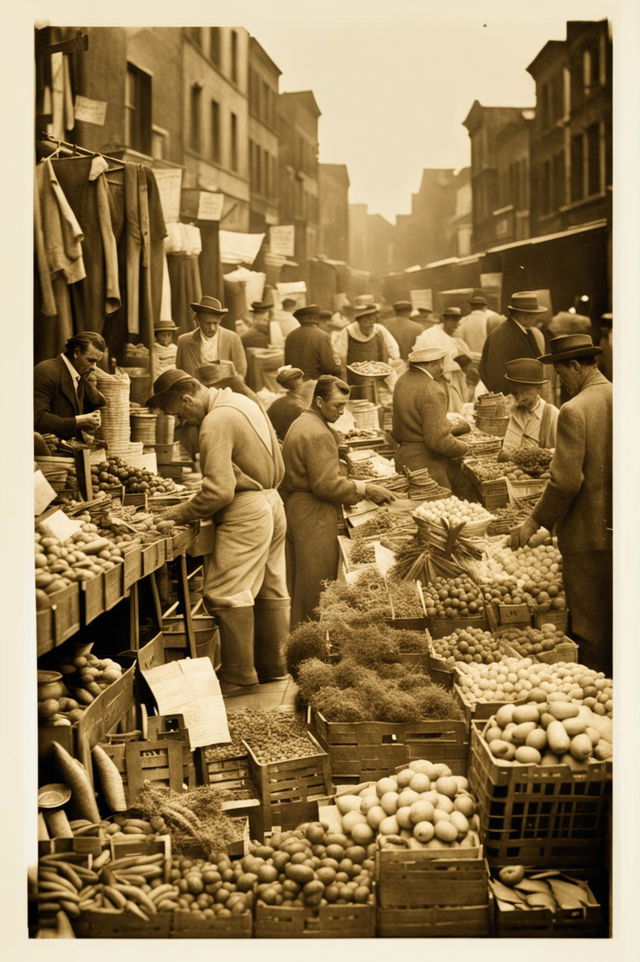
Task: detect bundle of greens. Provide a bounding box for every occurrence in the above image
[134,784,240,858]
[317,568,424,625]
[285,621,328,678]
[330,622,429,668]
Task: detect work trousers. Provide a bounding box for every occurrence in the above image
[285,492,340,629]
[563,548,613,677]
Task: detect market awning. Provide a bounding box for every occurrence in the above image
[219,230,265,266]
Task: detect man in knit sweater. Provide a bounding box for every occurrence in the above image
[148,369,289,694]
[282,376,395,627]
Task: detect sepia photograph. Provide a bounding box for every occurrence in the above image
[1,0,638,956]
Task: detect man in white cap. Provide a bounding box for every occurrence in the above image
[510,334,612,675]
[332,304,400,383]
[412,306,471,413]
[392,347,470,489]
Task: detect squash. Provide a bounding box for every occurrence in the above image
[91,745,128,812]
[50,742,100,823]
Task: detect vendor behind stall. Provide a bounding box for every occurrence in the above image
[498,358,559,461]
[332,305,401,385]
[34,331,107,441]
[412,307,471,413]
[282,375,396,628]
[148,369,289,695]
[267,367,307,442]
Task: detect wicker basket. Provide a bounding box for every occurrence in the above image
[347,401,381,431]
[96,371,131,447]
[476,415,509,438]
[130,411,157,445]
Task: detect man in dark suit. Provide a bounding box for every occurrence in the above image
[510,334,612,675]
[34,331,107,440]
[479,292,549,396]
[381,300,423,360]
[284,305,341,380]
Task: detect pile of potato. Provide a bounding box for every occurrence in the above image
[38,647,124,728]
[35,520,125,607]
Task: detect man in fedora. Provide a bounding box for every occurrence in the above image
[284,304,341,381]
[241,301,272,350]
[498,358,559,461]
[479,292,551,398]
[457,293,503,362]
[381,300,423,361]
[176,295,247,380]
[510,334,612,675]
[392,346,470,489]
[152,319,179,373]
[147,368,290,695]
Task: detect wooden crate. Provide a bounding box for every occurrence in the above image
[205,753,254,794]
[493,629,579,665]
[141,538,166,577]
[72,910,171,938]
[453,679,527,726]
[463,462,510,511]
[508,476,548,500]
[104,562,125,610]
[469,722,611,869]
[169,910,252,938]
[48,583,81,645]
[81,573,104,625]
[428,611,488,639]
[375,844,487,907]
[492,873,601,937]
[123,491,149,510]
[244,733,333,832]
[136,631,165,671]
[76,662,137,774]
[308,708,468,780]
[254,901,375,938]
[38,831,103,858]
[122,543,142,590]
[485,601,532,628]
[109,834,172,881]
[36,606,53,655]
[376,901,492,937]
[533,608,569,632]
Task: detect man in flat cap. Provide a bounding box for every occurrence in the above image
[392,346,470,489]
[510,334,612,675]
[381,300,423,361]
[284,305,341,381]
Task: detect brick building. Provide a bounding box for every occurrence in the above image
[248,37,281,232]
[349,203,394,278]
[527,19,612,236]
[277,91,321,265]
[393,169,459,270]
[318,163,350,262]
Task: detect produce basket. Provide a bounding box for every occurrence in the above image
[254,901,375,938]
[464,435,502,459]
[243,732,333,831]
[75,660,137,776]
[491,873,601,938]
[469,722,612,869]
[308,708,468,780]
[462,460,510,511]
[476,415,509,438]
[169,910,252,938]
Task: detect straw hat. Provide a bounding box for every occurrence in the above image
[507,292,548,315]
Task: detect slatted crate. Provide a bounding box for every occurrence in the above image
[140,538,166,577]
[375,840,487,907]
[469,721,612,869]
[40,583,81,650]
[136,631,165,671]
[103,561,125,610]
[308,707,469,780]
[532,608,569,632]
[453,678,527,726]
[254,902,375,938]
[122,543,142,590]
[80,573,104,624]
[75,660,137,775]
[492,874,602,938]
[169,910,252,938]
[244,733,333,832]
[376,901,493,937]
[462,460,510,511]
[428,611,488,639]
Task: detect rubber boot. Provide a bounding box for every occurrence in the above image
[253,597,290,683]
[209,606,260,692]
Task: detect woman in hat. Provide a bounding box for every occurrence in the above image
[498,358,559,461]
[266,367,308,442]
[176,295,247,379]
[152,319,179,373]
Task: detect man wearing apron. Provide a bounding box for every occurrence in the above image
[148,369,289,695]
[332,305,401,387]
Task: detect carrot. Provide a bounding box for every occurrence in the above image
[50,742,100,823]
[91,745,128,812]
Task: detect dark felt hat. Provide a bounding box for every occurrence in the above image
[293,304,319,321]
[538,333,603,364]
[393,300,413,312]
[146,369,194,407]
[504,358,548,385]
[249,301,273,313]
[442,306,462,319]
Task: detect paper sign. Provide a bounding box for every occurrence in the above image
[38,509,83,544]
[125,451,158,475]
[153,168,183,224]
[276,281,307,296]
[269,225,295,257]
[141,657,230,749]
[374,542,396,577]
[74,95,107,126]
[197,191,225,221]
[410,289,433,311]
[34,469,56,516]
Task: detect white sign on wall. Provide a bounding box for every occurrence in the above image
[410,289,433,311]
[269,225,295,257]
[197,191,225,221]
[153,168,183,224]
[74,95,107,126]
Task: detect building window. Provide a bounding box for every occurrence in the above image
[209,28,220,66]
[230,111,238,171]
[540,84,550,130]
[230,30,238,85]
[190,84,202,153]
[551,73,563,122]
[583,43,600,94]
[586,122,601,195]
[553,152,564,209]
[571,133,584,202]
[210,99,220,163]
[125,63,152,155]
